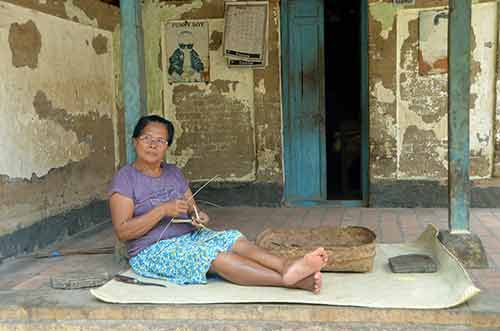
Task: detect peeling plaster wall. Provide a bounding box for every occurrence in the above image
[495,1,500,176]
[1,0,120,32]
[142,0,282,184]
[0,1,117,237]
[369,0,498,180]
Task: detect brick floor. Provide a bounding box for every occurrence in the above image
[210,207,500,281]
[1,207,499,293]
[1,207,500,330]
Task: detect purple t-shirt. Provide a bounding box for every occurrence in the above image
[108,163,195,257]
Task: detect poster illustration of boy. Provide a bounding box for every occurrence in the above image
[165,21,209,83]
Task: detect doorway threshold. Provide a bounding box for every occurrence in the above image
[284,200,364,207]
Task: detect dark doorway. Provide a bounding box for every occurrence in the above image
[324,0,362,200]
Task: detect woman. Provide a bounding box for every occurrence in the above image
[109,115,328,293]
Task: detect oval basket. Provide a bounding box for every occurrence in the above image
[256,226,376,272]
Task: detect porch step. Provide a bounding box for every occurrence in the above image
[0,289,499,331]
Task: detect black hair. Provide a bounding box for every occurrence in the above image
[132,115,174,146]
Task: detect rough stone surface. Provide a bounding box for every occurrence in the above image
[438,230,489,269]
[389,254,437,273]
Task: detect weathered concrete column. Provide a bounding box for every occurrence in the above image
[448,0,470,232]
[439,0,487,268]
[116,0,148,265]
[120,0,148,163]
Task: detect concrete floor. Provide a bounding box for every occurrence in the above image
[1,207,500,330]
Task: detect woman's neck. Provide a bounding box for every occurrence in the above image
[132,160,163,177]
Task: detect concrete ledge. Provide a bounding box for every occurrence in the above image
[1,321,497,331]
[0,200,109,260]
[0,289,499,329]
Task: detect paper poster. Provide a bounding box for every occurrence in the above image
[419,10,448,76]
[165,20,210,83]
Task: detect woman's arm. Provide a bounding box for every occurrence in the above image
[110,193,189,241]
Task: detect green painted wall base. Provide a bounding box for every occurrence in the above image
[438,230,488,269]
[0,200,110,261]
[371,180,500,208]
[191,182,282,207]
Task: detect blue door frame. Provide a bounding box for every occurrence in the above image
[281,0,369,207]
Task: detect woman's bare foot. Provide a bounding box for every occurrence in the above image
[291,271,322,294]
[282,247,328,286]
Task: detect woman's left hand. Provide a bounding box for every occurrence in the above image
[192,210,210,228]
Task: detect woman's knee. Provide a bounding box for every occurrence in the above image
[209,251,237,273]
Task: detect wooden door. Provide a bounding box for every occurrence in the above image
[282,0,326,204]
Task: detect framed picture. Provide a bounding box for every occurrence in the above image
[164,20,210,83]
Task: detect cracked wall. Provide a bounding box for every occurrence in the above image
[370,0,498,180]
[142,0,282,183]
[0,1,117,237]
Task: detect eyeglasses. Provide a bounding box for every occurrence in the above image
[179,43,193,50]
[138,134,168,146]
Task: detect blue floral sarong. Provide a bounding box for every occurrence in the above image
[129,228,243,285]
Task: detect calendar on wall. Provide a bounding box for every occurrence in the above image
[223,1,268,68]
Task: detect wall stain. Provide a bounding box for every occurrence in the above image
[3,0,119,31]
[1,92,115,232]
[180,1,224,19]
[253,0,282,181]
[368,11,398,178]
[8,20,42,69]
[158,0,186,8]
[172,83,254,180]
[72,0,120,31]
[209,30,222,51]
[470,29,481,110]
[91,34,108,55]
[399,125,446,177]
[211,79,239,94]
[2,1,68,21]
[471,153,490,177]
[158,38,163,70]
[369,2,396,39]
[116,102,127,167]
[32,91,111,145]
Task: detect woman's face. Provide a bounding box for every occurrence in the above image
[133,122,169,165]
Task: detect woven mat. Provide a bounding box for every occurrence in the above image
[91,225,479,309]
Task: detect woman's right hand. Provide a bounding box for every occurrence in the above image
[162,199,189,217]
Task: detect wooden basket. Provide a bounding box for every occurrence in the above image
[256,226,376,272]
